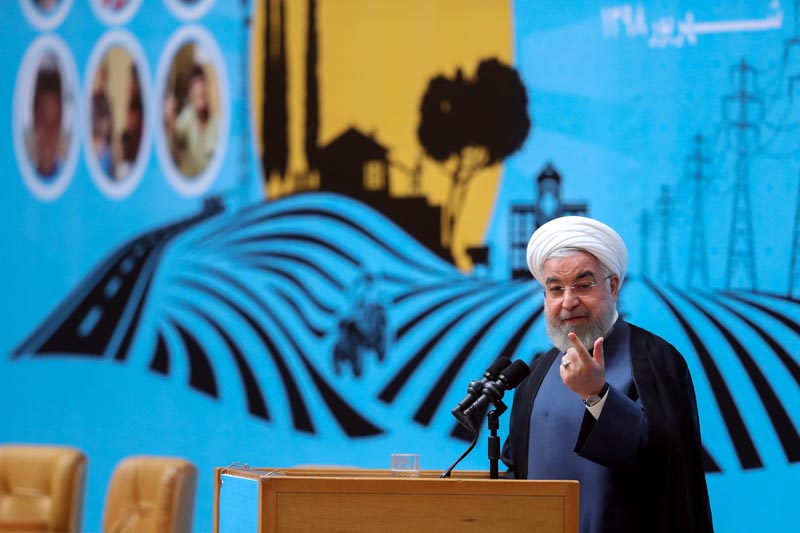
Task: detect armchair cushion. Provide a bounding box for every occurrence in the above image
[0,444,86,533]
[103,456,197,533]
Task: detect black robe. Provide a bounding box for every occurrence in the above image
[503,322,714,533]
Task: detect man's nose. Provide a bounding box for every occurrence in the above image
[561,290,580,309]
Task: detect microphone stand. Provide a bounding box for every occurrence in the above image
[441,399,508,479]
[487,400,507,479]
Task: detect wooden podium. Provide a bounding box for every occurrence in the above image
[213,466,578,532]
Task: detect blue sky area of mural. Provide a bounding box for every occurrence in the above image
[493,0,796,293]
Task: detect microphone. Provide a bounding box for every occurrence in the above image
[462,359,530,418]
[452,357,512,415]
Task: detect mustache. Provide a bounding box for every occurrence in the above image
[559,312,589,320]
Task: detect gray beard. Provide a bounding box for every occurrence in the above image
[546,300,618,354]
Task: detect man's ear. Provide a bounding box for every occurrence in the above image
[609,274,621,297]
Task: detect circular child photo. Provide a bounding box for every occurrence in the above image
[155,25,228,197]
[13,35,80,201]
[84,31,151,199]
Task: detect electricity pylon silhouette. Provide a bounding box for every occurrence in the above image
[686,134,710,287]
[724,59,762,291]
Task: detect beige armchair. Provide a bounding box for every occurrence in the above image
[0,444,87,532]
[103,456,197,533]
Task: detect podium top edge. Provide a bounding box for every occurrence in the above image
[216,466,579,484]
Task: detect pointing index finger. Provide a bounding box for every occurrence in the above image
[567,332,592,361]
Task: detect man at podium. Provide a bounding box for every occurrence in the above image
[503,216,713,533]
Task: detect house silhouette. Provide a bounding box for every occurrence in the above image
[318,126,452,262]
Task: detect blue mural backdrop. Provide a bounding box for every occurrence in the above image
[2,1,800,531]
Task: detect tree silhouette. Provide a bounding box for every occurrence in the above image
[418,58,531,248]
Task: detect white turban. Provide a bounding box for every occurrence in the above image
[526,216,628,288]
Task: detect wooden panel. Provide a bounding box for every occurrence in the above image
[214,467,578,533]
[274,492,563,532]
